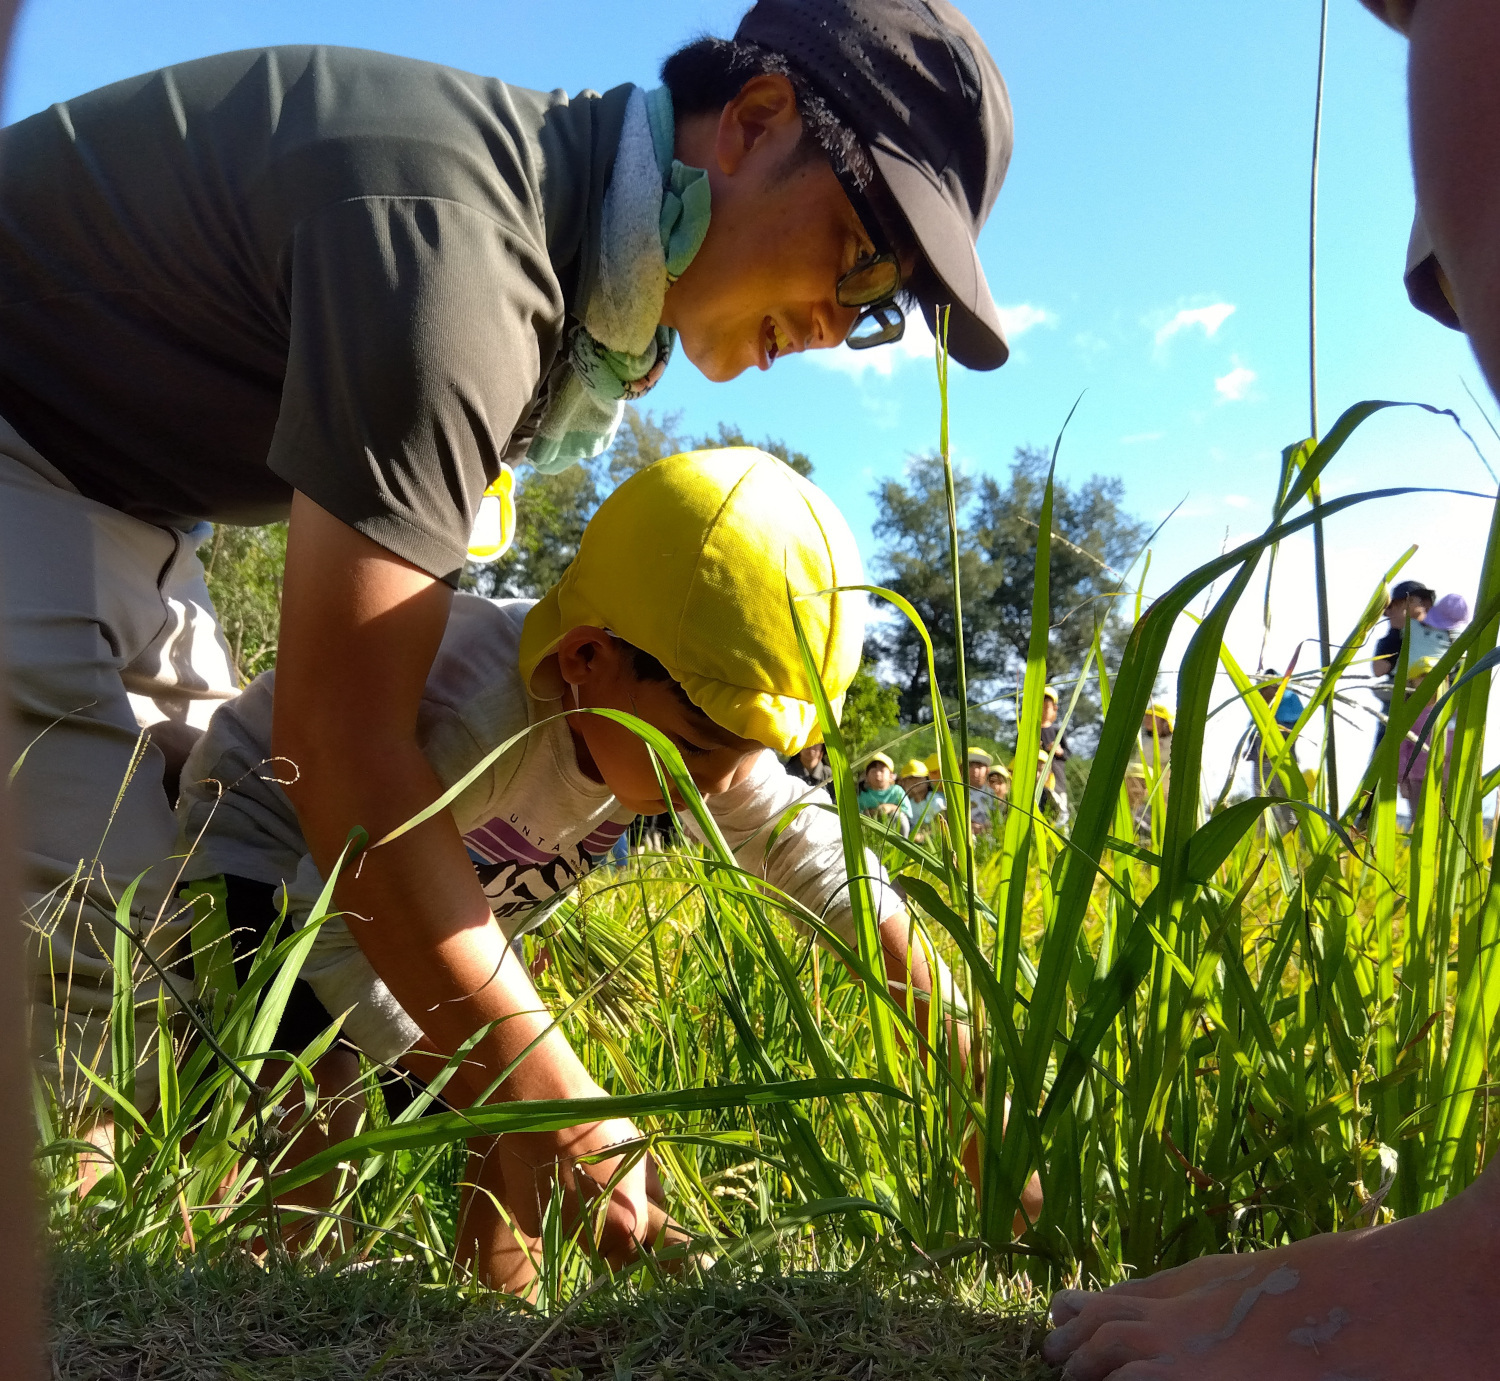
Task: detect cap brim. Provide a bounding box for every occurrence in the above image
[871,143,1008,371]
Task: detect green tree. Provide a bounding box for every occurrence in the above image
[868,452,1003,723]
[689,421,813,477]
[868,447,1144,731]
[974,445,1146,723]
[837,661,901,755]
[201,522,287,684]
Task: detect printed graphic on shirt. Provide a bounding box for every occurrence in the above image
[463,813,627,920]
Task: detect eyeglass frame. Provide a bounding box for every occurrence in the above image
[835,177,908,351]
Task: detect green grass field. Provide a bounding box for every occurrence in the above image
[36,336,1500,1375]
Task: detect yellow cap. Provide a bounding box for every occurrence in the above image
[1147,702,1175,732]
[867,751,896,771]
[1043,684,1059,702]
[1408,655,1440,684]
[924,752,942,775]
[519,449,865,755]
[900,758,930,779]
[991,762,1012,779]
[968,747,994,767]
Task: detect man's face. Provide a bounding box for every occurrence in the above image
[662,75,910,382]
[1387,595,1432,629]
[799,743,824,770]
[553,627,764,815]
[865,762,894,791]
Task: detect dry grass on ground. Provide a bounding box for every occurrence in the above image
[51,1252,1056,1381]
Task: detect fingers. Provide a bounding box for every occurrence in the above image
[1053,1320,1173,1381]
[1043,1295,1147,1363]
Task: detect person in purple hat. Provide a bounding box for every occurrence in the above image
[1409,590,1472,664]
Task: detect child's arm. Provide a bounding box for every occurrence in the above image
[273,494,649,1259]
[690,752,964,1021]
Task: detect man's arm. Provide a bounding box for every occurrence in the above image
[1409,0,1500,392]
[274,492,648,1246]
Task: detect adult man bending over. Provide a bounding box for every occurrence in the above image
[0,0,1013,1257]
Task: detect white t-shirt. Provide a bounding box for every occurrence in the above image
[177,593,901,1061]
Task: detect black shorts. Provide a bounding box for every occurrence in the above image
[223,874,433,1115]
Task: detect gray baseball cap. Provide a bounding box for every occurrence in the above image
[735,0,1013,369]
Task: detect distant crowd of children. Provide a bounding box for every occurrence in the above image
[827,574,1473,848]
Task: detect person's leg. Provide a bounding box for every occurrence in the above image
[0,561,45,1381]
[0,445,234,1174]
[221,875,366,1251]
[1043,1162,1500,1379]
[1043,6,1500,1353]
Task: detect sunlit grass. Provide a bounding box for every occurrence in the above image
[36,339,1500,1318]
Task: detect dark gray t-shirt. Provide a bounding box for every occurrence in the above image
[0,46,630,580]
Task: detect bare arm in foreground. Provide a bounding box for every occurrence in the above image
[274,493,649,1267]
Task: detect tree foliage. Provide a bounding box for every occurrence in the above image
[838,661,902,755]
[201,522,287,684]
[868,447,1145,729]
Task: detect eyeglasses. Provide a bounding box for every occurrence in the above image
[838,253,905,350]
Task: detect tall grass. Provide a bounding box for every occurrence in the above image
[38,347,1500,1302]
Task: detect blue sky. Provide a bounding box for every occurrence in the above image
[7,0,1494,784]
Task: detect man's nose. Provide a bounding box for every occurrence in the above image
[815,298,860,350]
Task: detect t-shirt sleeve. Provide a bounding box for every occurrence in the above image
[688,750,903,946]
[1358,0,1414,32]
[267,196,564,582]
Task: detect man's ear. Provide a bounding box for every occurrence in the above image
[714,72,801,176]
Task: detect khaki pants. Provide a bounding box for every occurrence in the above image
[0,420,237,1110]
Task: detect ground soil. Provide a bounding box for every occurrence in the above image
[51,1252,1056,1380]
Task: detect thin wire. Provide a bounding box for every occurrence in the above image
[1309,0,1338,816]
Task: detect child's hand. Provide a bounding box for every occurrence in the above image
[501,1113,654,1267]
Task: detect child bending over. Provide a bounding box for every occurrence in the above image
[178,449,987,1291]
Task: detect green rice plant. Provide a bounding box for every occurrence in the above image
[37,342,1500,1309]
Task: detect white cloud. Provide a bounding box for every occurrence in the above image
[1215,362,1257,402]
[1120,431,1164,445]
[1223,493,1251,509]
[1155,303,1236,348]
[998,303,1057,338]
[807,312,937,380]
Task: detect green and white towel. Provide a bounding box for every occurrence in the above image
[527,86,711,475]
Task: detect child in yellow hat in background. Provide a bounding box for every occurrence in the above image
[858,751,911,835]
[177,448,964,1292]
[899,757,945,840]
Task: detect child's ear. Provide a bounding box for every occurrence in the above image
[555,625,615,689]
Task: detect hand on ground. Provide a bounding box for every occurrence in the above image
[502,1114,653,1267]
[1041,1173,1500,1379]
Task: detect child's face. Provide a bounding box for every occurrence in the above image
[968,760,989,787]
[900,775,927,798]
[553,627,765,815]
[1041,699,1058,726]
[866,762,894,791]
